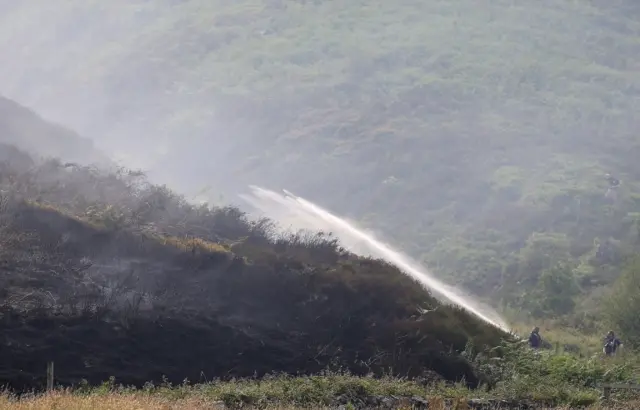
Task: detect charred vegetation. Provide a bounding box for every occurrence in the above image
[0,143,507,391]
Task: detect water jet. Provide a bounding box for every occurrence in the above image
[240,185,510,332]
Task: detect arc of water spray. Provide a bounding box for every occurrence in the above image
[241,185,510,332]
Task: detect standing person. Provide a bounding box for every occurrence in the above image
[603,331,622,356]
[604,173,621,202]
[529,326,542,349]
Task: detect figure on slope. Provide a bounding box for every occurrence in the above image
[604,173,621,202]
[528,326,542,349]
[603,330,622,356]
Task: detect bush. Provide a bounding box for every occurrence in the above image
[605,256,640,348]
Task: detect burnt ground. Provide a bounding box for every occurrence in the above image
[0,146,509,392]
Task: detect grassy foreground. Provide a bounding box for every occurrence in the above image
[1,395,639,410]
[2,358,639,410]
[1,387,639,410]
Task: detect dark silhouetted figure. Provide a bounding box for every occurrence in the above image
[529,326,542,349]
[603,330,622,356]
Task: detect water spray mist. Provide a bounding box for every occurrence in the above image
[240,186,510,332]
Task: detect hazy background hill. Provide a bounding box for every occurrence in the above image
[0,96,108,165]
[1,0,639,315]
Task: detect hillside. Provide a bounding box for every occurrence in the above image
[0,1,639,317]
[0,142,508,391]
[0,96,109,166]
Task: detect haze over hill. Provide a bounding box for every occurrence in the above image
[0,0,639,315]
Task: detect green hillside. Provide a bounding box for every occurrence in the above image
[0,1,639,317]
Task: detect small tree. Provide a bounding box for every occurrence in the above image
[528,262,580,317]
[605,256,640,348]
[517,232,572,287]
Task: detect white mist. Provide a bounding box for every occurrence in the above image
[240,185,510,332]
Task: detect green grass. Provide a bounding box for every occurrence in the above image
[17,351,640,409]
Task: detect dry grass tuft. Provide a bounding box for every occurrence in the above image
[157,235,230,254]
[0,391,228,410]
[2,391,640,410]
